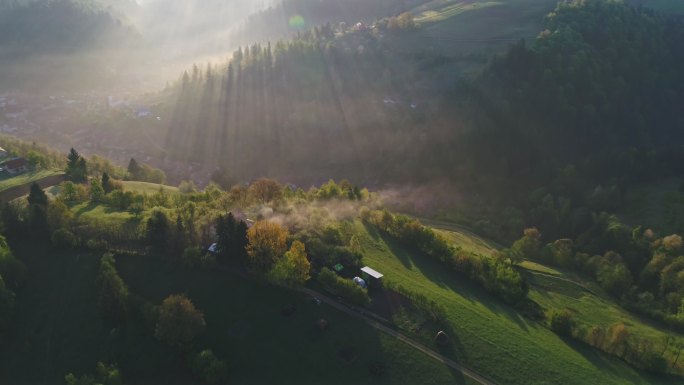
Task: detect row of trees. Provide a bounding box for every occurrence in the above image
[547,308,681,374]
[362,209,529,306]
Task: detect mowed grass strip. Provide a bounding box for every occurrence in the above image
[354,220,679,385]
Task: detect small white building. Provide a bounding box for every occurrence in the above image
[0,147,7,159]
[360,266,383,287]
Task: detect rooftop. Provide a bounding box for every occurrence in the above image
[361,266,383,279]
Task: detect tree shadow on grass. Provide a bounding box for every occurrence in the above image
[75,202,99,216]
[375,229,533,332]
[556,334,682,385]
[362,222,413,269]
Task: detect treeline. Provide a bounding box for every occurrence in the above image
[511,222,684,331]
[361,209,529,306]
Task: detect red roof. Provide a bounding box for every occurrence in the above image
[3,158,28,170]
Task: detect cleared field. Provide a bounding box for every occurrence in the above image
[0,169,63,192]
[355,219,680,385]
[121,181,179,195]
[71,202,136,226]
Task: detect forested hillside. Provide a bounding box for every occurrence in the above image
[0,0,135,55]
[161,24,445,183]
[455,0,684,241]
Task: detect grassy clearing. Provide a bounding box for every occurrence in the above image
[0,245,475,385]
[0,169,62,192]
[354,220,679,385]
[121,181,179,195]
[527,270,684,374]
[71,202,136,226]
[430,220,684,373]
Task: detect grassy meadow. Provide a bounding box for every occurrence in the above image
[354,220,681,385]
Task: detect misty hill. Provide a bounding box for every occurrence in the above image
[158,24,446,185]
[0,0,136,55]
[0,0,140,91]
[148,0,684,243]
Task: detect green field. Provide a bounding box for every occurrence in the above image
[0,244,476,385]
[0,169,62,192]
[121,181,179,195]
[354,220,680,385]
[71,202,137,226]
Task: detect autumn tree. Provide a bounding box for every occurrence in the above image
[267,240,311,287]
[511,227,541,261]
[155,294,206,349]
[246,220,288,273]
[548,308,574,336]
[247,178,283,203]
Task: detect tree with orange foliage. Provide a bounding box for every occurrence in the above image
[267,240,311,287]
[246,221,288,273]
[247,178,283,204]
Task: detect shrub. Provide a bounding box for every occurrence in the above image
[317,267,370,306]
[52,228,79,249]
[155,294,206,349]
[639,351,667,373]
[182,247,216,269]
[190,349,229,385]
[548,309,574,336]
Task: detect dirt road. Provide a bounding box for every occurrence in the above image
[299,287,498,385]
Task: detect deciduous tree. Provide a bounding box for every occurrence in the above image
[246,220,288,273]
[155,294,206,349]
